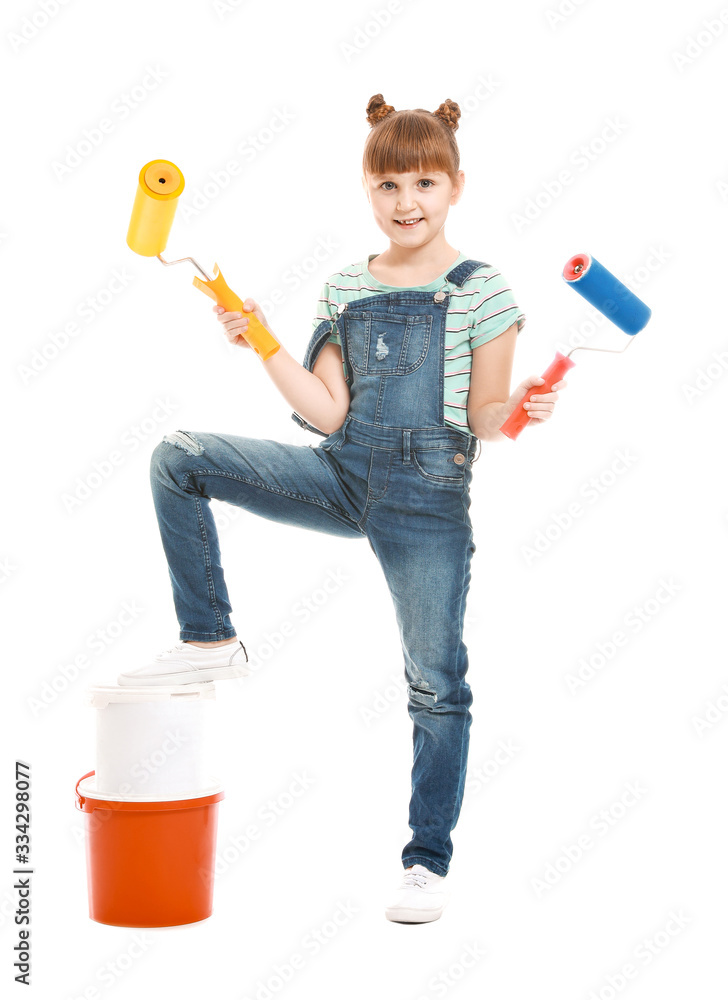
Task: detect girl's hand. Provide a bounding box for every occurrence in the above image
[214,298,272,349]
[505,375,568,426]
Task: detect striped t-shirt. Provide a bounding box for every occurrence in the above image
[313,252,526,435]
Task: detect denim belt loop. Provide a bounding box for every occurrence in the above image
[402,429,412,464]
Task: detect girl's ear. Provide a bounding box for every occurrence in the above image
[451,170,465,204]
[361,175,370,202]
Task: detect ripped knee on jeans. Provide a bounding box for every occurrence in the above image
[408,682,438,707]
[162,430,205,456]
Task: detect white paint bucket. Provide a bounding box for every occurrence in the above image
[86,683,216,799]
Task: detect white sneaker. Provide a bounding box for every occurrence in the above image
[116,639,250,687]
[384,864,449,923]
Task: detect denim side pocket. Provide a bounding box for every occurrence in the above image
[411,445,468,487]
[319,416,349,453]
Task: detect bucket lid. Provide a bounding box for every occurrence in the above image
[86,682,217,709]
[75,771,224,810]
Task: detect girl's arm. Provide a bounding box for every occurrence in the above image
[215,303,349,436]
[263,341,350,435]
[467,323,566,440]
[467,324,518,441]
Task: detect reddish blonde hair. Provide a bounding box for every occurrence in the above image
[362,94,461,186]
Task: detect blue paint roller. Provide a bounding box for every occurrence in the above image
[499,252,652,439]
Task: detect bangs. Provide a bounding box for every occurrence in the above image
[363,110,458,182]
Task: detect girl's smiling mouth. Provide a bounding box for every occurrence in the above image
[395,218,423,227]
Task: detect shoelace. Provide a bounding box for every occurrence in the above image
[401,871,429,889]
[153,641,204,660]
[157,641,247,660]
[158,641,188,657]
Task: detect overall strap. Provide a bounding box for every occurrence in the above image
[445,259,490,287]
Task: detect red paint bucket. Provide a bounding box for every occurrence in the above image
[75,771,224,927]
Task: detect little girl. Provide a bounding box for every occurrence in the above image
[118,94,566,923]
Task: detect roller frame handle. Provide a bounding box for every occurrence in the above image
[192,263,281,361]
[499,351,576,441]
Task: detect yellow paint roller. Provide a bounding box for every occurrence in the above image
[126,159,280,360]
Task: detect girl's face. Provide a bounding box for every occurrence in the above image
[362,169,464,248]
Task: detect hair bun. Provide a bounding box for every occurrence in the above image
[433,99,461,132]
[366,93,396,127]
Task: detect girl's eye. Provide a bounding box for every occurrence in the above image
[380,179,433,190]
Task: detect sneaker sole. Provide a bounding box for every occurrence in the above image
[116,664,251,687]
[384,906,443,923]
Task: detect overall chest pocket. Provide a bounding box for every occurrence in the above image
[344,311,432,376]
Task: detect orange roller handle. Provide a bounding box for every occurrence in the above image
[192,264,280,361]
[499,351,576,440]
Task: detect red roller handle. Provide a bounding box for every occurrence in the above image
[499,352,576,440]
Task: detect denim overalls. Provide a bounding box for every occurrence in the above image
[150,258,487,876]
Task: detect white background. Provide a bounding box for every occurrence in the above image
[2,0,726,997]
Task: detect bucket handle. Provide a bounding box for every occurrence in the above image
[75,770,95,811]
